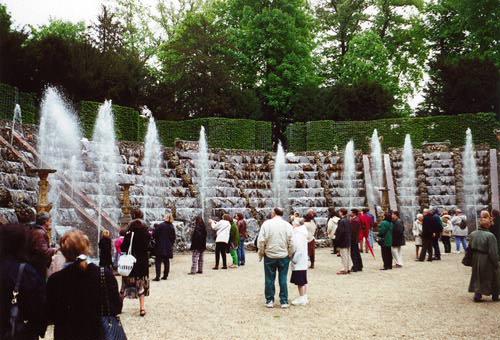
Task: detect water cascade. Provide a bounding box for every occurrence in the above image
[398,134,418,227]
[271,141,289,212]
[37,87,84,228]
[370,129,383,206]
[462,128,480,228]
[343,140,356,209]
[10,104,22,145]
[197,126,209,218]
[90,100,121,244]
[142,117,163,220]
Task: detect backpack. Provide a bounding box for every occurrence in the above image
[459,218,467,230]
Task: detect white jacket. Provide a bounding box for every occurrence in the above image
[327,216,340,239]
[257,216,294,259]
[211,220,231,243]
[451,214,468,237]
[291,225,308,271]
[304,220,317,242]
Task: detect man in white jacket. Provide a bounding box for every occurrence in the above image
[258,207,295,308]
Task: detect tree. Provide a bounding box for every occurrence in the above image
[87,5,125,54]
[29,19,86,43]
[418,57,499,116]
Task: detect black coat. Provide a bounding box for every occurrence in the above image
[422,214,442,239]
[121,219,150,277]
[392,218,406,247]
[98,237,113,268]
[350,216,361,244]
[153,222,176,258]
[0,258,47,339]
[46,263,122,340]
[190,223,207,251]
[335,217,352,248]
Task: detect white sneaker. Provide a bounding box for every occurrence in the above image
[265,301,274,308]
[292,296,307,306]
[281,303,290,309]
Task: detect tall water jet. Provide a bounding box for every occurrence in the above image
[38,87,84,229]
[271,141,289,212]
[399,134,418,228]
[10,104,22,145]
[90,100,121,246]
[143,117,163,221]
[343,140,356,209]
[463,128,480,229]
[198,126,209,218]
[370,129,383,205]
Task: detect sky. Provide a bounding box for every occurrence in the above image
[2,0,424,108]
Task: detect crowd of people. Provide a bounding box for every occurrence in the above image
[1,202,499,338]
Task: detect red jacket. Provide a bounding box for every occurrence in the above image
[29,224,56,276]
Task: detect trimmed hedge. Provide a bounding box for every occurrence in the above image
[79,101,142,141]
[285,122,306,152]
[0,83,37,123]
[287,112,499,151]
[255,121,273,151]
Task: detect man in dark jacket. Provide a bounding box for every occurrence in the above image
[391,211,405,268]
[29,212,57,278]
[349,208,363,272]
[431,209,444,260]
[335,208,351,274]
[418,209,440,262]
[152,213,176,281]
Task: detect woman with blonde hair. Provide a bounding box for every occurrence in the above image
[209,214,232,270]
[47,229,122,339]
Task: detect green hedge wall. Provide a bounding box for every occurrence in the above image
[290,112,498,151]
[79,101,142,141]
[0,83,37,123]
[255,121,273,151]
[285,122,306,152]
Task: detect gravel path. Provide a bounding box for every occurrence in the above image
[46,243,500,339]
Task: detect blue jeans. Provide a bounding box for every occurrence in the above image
[264,256,290,304]
[455,236,467,251]
[237,237,246,265]
[368,229,374,248]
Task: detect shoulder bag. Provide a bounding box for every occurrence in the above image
[100,267,127,340]
[3,263,27,340]
[118,232,136,276]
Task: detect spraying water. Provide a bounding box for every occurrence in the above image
[198,126,209,217]
[463,128,480,229]
[38,87,84,229]
[10,104,22,145]
[271,141,289,212]
[143,117,163,220]
[399,134,418,227]
[90,100,121,247]
[343,140,356,209]
[370,129,383,205]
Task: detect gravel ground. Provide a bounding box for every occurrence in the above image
[45,243,500,339]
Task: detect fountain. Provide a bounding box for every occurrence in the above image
[37,87,84,226]
[462,128,480,229]
[197,126,209,218]
[343,140,356,209]
[398,134,418,229]
[90,100,121,246]
[370,129,383,206]
[271,141,289,212]
[143,117,163,220]
[10,104,22,145]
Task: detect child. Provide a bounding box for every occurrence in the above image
[99,228,113,270]
[291,218,308,306]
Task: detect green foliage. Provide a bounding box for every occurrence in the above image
[287,112,498,151]
[255,121,273,151]
[0,83,37,123]
[79,100,141,141]
[28,19,86,43]
[285,122,306,152]
[207,118,256,149]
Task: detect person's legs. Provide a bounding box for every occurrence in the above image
[191,250,198,273]
[369,229,374,248]
[198,251,204,273]
[154,256,162,279]
[433,237,441,259]
[350,242,362,271]
[339,248,349,272]
[162,258,170,279]
[308,240,315,268]
[214,242,221,268]
[238,237,246,265]
[229,248,238,266]
[443,236,451,253]
[264,256,277,303]
[460,236,467,251]
[139,295,145,314]
[277,257,290,305]
[221,243,227,268]
[382,246,392,269]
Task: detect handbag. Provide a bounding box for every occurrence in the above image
[118,232,136,276]
[376,236,384,247]
[462,247,473,267]
[2,263,27,340]
[100,267,127,340]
